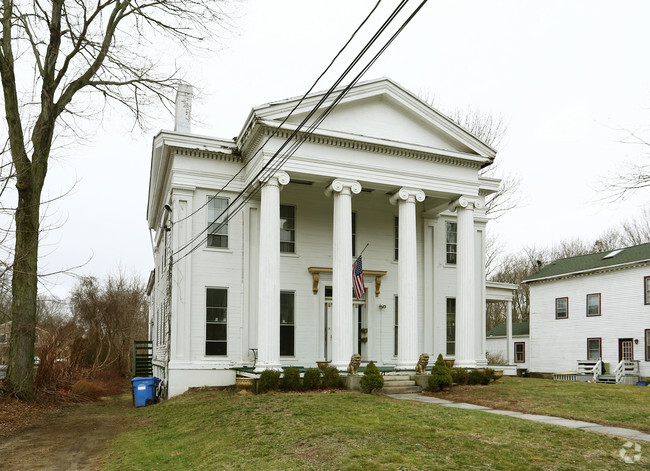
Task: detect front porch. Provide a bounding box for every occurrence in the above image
[553,360,641,384]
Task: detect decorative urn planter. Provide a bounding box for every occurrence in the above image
[316,361,331,371]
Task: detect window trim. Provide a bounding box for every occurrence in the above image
[645,276,650,305]
[586,293,601,317]
[646,329,650,362]
[205,287,228,356]
[280,290,295,357]
[280,204,296,254]
[555,297,569,319]
[207,196,229,249]
[587,337,602,361]
[514,342,525,363]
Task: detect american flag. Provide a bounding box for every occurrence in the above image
[353,255,365,299]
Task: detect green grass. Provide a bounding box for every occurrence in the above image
[431,377,650,432]
[103,389,646,470]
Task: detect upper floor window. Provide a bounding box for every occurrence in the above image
[207,197,228,248]
[394,216,399,260]
[352,212,357,257]
[586,293,601,317]
[645,276,650,305]
[555,297,568,319]
[280,205,295,253]
[206,288,227,356]
[446,222,457,264]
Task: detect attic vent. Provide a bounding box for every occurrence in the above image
[603,249,623,259]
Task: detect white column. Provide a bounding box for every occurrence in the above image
[449,196,482,368]
[391,188,426,369]
[423,219,435,356]
[255,171,290,371]
[506,300,513,365]
[326,179,361,370]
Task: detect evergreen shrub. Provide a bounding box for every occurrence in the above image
[258,369,281,393]
[427,354,453,391]
[303,368,321,390]
[281,367,301,391]
[453,367,469,385]
[360,361,384,393]
[322,367,343,389]
[467,369,484,385]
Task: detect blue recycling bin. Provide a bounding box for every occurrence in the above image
[131,376,161,407]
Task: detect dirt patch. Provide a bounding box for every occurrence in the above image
[0,394,139,470]
[423,384,532,413]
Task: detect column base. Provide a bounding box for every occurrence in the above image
[453,359,478,369]
[475,358,488,368]
[395,360,418,371]
[254,363,282,373]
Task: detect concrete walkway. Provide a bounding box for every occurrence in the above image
[387,393,650,443]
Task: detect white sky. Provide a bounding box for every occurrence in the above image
[39,0,650,299]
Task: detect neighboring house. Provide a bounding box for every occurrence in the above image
[524,243,650,380]
[486,321,529,370]
[0,322,10,365]
[146,78,512,397]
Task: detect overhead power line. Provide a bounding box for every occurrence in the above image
[172,0,428,265]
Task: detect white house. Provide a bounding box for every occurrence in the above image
[146,78,510,397]
[524,243,650,381]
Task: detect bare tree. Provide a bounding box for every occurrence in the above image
[605,128,650,200]
[0,0,232,399]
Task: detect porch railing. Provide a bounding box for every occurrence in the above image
[614,360,640,384]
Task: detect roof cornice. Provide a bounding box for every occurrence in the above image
[523,259,650,284]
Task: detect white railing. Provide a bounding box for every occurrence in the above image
[614,360,640,383]
[577,360,599,375]
[591,360,602,382]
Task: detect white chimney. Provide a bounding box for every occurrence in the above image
[174,83,193,133]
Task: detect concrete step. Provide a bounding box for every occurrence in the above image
[380,385,422,394]
[380,380,415,387]
[383,375,412,382]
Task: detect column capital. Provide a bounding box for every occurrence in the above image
[325,179,362,197]
[260,171,290,187]
[448,195,483,212]
[389,187,425,205]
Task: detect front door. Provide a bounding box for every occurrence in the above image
[355,302,368,360]
[619,338,634,362]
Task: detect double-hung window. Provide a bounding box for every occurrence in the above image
[446,298,456,355]
[645,329,650,361]
[446,222,457,264]
[587,338,601,361]
[394,296,398,356]
[280,205,295,253]
[206,288,227,355]
[394,217,399,260]
[586,293,601,317]
[207,197,228,248]
[514,342,525,363]
[280,291,295,356]
[555,297,568,319]
[645,276,650,305]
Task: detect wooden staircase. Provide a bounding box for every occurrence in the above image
[133,340,153,377]
[380,374,421,394]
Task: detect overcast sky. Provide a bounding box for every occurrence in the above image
[38,0,650,299]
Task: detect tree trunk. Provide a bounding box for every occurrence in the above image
[6,174,43,400]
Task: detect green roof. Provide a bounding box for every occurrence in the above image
[523,242,650,283]
[486,321,529,337]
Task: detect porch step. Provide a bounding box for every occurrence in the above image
[380,375,421,395]
[596,375,617,384]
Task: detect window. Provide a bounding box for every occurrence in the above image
[394,216,399,260]
[446,222,457,264]
[207,197,228,248]
[555,297,568,319]
[206,288,227,355]
[446,298,456,355]
[352,212,357,257]
[586,293,601,317]
[280,205,295,253]
[646,330,650,361]
[587,338,601,361]
[514,342,525,363]
[280,291,295,356]
[394,296,398,357]
[0,334,6,343]
[645,276,650,305]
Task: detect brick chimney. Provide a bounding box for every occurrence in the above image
[174,83,193,133]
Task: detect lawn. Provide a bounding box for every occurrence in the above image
[427,376,650,433]
[103,387,646,470]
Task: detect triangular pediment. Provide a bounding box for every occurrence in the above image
[247,78,496,160]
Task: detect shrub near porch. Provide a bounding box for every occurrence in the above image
[104,390,640,470]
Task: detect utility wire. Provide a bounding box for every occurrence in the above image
[172,0,383,226]
[173,0,428,265]
[172,0,409,259]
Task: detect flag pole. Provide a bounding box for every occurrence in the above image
[358,243,369,257]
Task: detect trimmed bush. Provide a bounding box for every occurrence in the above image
[360,361,384,393]
[428,354,453,391]
[453,367,469,385]
[281,367,302,391]
[303,368,321,390]
[322,367,343,389]
[467,369,484,385]
[483,368,496,384]
[258,369,281,393]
